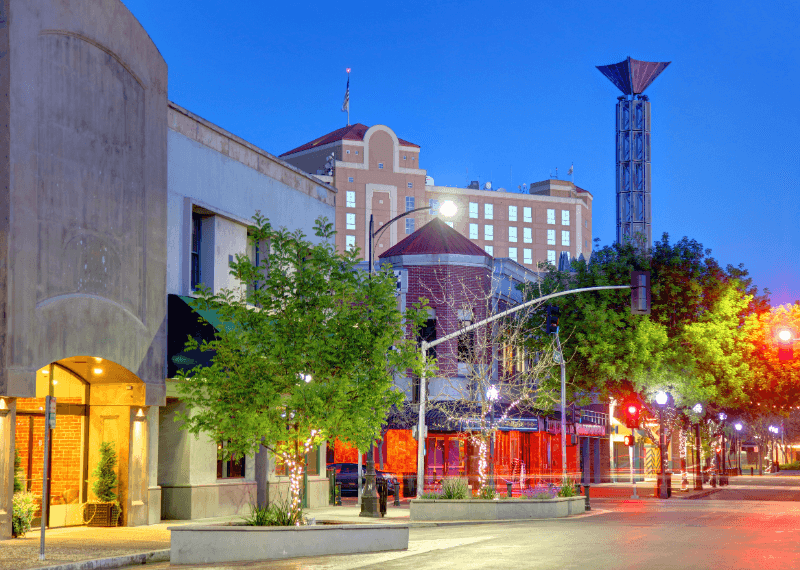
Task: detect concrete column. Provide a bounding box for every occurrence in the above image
[593,438,601,483]
[147,406,161,524]
[0,398,16,540]
[254,442,270,508]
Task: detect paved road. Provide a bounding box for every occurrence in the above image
[125,499,800,570]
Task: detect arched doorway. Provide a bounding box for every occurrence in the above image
[14,357,148,528]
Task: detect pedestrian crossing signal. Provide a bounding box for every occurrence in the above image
[545,305,560,335]
[624,434,635,446]
[630,270,651,315]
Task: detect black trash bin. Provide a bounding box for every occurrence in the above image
[403,474,417,498]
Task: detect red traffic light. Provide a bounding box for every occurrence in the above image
[624,403,640,428]
[624,434,635,446]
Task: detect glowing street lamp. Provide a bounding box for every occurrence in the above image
[487,385,499,491]
[691,403,704,490]
[655,391,669,498]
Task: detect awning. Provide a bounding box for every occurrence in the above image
[385,402,546,433]
[167,294,222,378]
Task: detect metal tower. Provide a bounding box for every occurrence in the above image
[597,57,670,246]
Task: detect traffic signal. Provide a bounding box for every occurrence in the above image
[630,270,651,315]
[624,404,640,429]
[545,305,560,335]
[624,434,635,446]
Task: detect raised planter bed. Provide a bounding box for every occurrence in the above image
[410,497,585,521]
[169,522,409,565]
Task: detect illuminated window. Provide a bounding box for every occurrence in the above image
[508,247,518,262]
[346,191,356,208]
[524,228,532,243]
[547,250,556,265]
[524,249,532,265]
[346,213,356,230]
[485,245,493,256]
[469,223,478,239]
[547,209,555,224]
[485,204,493,219]
[405,218,415,234]
[345,235,356,251]
[484,225,493,241]
[562,210,570,225]
[523,207,532,223]
[429,199,439,215]
[562,230,570,246]
[406,196,415,212]
[547,229,555,245]
[469,202,478,219]
[508,205,517,221]
[217,441,245,479]
[509,227,517,242]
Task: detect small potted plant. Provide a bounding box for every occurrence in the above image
[84,441,122,527]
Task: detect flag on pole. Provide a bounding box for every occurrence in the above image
[341,69,350,114]
[567,163,574,176]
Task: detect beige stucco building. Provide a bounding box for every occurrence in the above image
[280,124,593,269]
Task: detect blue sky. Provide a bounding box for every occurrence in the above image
[124,0,799,307]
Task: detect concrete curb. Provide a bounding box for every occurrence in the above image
[35,549,170,570]
[405,510,608,528]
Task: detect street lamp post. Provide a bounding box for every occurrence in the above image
[487,385,499,492]
[735,422,743,476]
[719,413,727,486]
[656,391,669,499]
[361,202,456,517]
[692,403,703,491]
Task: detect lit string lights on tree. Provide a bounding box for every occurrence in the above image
[277,428,320,524]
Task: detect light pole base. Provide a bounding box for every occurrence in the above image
[359,494,381,518]
[631,482,639,499]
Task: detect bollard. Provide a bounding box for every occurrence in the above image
[393,478,400,506]
[631,481,639,499]
[507,482,513,498]
[583,484,591,511]
[751,467,754,476]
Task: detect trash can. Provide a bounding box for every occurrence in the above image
[403,474,417,498]
[377,479,388,516]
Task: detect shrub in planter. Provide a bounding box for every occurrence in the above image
[557,477,577,498]
[440,477,470,500]
[478,485,496,500]
[12,492,36,538]
[522,483,558,500]
[84,441,122,527]
[242,498,304,526]
[14,450,23,493]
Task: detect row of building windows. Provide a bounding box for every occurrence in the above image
[467,203,571,225]
[468,224,570,245]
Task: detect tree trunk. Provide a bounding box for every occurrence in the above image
[679,427,688,490]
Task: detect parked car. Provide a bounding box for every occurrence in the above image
[327,463,397,496]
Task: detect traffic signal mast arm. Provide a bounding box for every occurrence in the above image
[419,284,632,353]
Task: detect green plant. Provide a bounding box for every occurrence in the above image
[478,485,496,500]
[91,441,119,502]
[12,492,36,537]
[440,477,470,500]
[419,491,444,499]
[780,460,800,471]
[13,450,23,493]
[242,498,304,526]
[557,477,577,497]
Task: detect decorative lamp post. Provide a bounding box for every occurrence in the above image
[692,403,703,491]
[735,422,743,475]
[769,425,779,472]
[655,391,669,499]
[362,201,456,514]
[719,412,727,486]
[486,384,499,492]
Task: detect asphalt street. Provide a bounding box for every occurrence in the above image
[125,494,800,570]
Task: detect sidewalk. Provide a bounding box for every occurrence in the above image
[0,498,607,570]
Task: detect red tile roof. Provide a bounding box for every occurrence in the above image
[280,123,419,157]
[379,218,492,259]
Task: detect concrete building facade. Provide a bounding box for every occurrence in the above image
[280,124,593,271]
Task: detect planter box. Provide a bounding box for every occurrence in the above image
[169,523,410,565]
[410,497,585,521]
[84,503,121,527]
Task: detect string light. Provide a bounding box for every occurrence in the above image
[278,428,320,524]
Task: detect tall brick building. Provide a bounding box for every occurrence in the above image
[280,124,593,270]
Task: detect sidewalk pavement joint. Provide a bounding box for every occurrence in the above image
[28,550,169,570]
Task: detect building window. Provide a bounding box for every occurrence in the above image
[407,182,413,189]
[406,196,415,212]
[509,227,517,242]
[509,205,517,222]
[585,239,588,247]
[191,213,202,290]
[469,202,478,219]
[216,441,245,479]
[547,209,555,224]
[562,210,570,225]
[429,199,439,215]
[547,250,556,265]
[562,230,570,246]
[346,150,350,154]
[457,321,475,363]
[485,203,493,219]
[485,245,493,256]
[406,218,415,234]
[346,191,356,208]
[585,219,588,228]
[509,247,518,262]
[446,221,454,228]
[345,235,356,251]
[524,207,532,223]
[346,213,356,230]
[524,248,532,265]
[484,225,493,241]
[348,176,354,183]
[547,229,555,245]
[403,155,407,160]
[524,228,532,243]
[469,223,478,239]
[378,162,384,169]
[355,150,359,155]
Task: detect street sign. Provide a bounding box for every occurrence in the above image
[553,350,563,364]
[47,396,56,429]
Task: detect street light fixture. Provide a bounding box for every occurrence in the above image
[362,200,456,517]
[735,422,743,475]
[655,391,669,498]
[487,384,499,491]
[692,403,703,491]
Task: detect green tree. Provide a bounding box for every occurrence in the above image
[91,441,119,502]
[13,450,22,493]
[176,214,427,519]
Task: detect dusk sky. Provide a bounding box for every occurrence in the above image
[123,0,799,307]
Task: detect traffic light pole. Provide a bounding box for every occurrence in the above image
[414,284,633,497]
[556,330,567,483]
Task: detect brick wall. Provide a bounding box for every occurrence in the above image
[14,397,85,514]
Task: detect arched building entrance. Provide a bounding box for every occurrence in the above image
[13,357,149,528]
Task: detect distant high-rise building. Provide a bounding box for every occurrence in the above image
[597,57,670,246]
